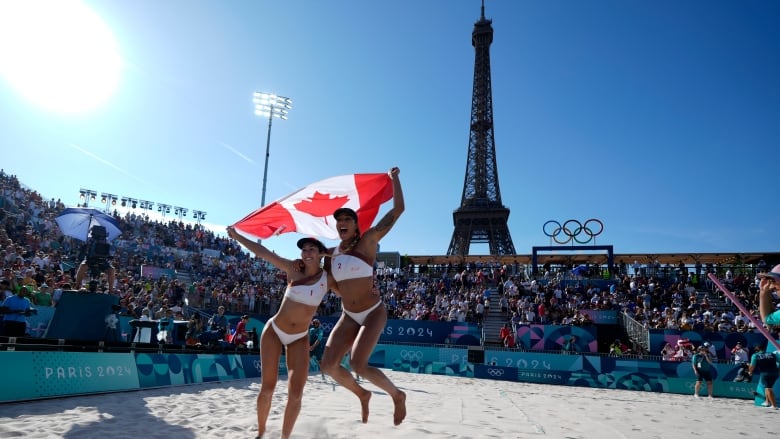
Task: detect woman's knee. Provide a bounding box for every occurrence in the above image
[257,385,275,402]
[287,383,305,402]
[320,355,339,373]
[349,358,371,376]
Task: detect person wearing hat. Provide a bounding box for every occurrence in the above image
[758,264,780,325]
[703,341,717,359]
[747,344,780,408]
[226,225,332,439]
[33,283,52,307]
[692,344,714,399]
[319,166,407,426]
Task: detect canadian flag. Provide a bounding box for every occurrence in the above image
[233,173,393,240]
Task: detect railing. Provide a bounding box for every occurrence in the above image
[620,311,650,352]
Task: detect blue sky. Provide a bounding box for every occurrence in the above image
[1,1,778,260]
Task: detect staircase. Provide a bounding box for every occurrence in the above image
[701,290,734,315]
[481,288,509,347]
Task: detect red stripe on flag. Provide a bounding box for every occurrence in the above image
[233,202,297,239]
[353,173,393,233]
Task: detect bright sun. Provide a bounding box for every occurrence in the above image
[0,0,121,114]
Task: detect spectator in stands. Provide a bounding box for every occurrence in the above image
[524,305,536,324]
[499,294,509,316]
[510,311,522,334]
[232,314,249,347]
[475,299,484,326]
[185,313,204,346]
[156,308,174,343]
[499,323,512,346]
[227,226,332,439]
[609,340,622,356]
[747,344,780,408]
[661,343,676,361]
[732,342,749,364]
[32,283,52,306]
[717,318,733,332]
[703,341,717,359]
[202,305,228,345]
[503,331,516,348]
[1,285,35,336]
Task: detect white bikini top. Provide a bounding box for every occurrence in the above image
[331,246,374,282]
[283,270,328,306]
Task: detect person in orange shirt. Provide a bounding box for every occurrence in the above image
[499,322,512,346]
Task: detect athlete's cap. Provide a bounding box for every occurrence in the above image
[333,207,358,221]
[757,264,780,280]
[297,237,327,253]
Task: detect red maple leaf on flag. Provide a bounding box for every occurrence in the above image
[293,191,349,222]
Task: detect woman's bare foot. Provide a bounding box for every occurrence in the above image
[359,390,372,423]
[393,391,406,425]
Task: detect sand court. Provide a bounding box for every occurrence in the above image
[0,369,777,438]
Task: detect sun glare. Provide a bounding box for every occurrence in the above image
[0,0,122,114]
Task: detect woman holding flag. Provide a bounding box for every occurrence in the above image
[320,166,407,426]
[226,227,332,439]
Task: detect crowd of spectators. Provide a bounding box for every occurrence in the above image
[0,169,322,332]
[0,169,771,357]
[376,263,761,329]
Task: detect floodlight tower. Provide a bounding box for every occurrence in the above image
[253,91,292,208]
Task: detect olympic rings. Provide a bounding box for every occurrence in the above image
[486,368,505,377]
[543,219,603,244]
[399,350,424,361]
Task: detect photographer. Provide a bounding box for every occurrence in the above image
[1,285,37,336]
[74,225,116,293]
[199,305,227,345]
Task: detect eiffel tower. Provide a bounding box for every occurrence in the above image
[447,1,516,257]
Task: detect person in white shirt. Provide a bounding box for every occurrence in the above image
[731,342,750,364]
[734,314,749,327]
[704,342,717,359]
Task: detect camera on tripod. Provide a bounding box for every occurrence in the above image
[86,225,111,272]
[80,225,113,293]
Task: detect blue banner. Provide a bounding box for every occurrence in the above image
[514,324,598,352]
[381,320,456,344]
[648,328,767,357]
[314,317,481,346]
[0,345,761,403]
[474,364,517,382]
